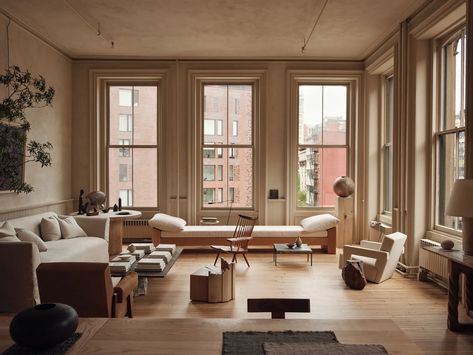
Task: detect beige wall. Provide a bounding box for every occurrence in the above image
[0,14,73,216]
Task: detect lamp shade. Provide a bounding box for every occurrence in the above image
[446,179,473,217]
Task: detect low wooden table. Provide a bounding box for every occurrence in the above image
[0,318,422,354]
[273,243,313,266]
[424,246,473,332]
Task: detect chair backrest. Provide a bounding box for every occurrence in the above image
[247,298,310,319]
[379,232,407,282]
[37,262,113,317]
[231,214,258,250]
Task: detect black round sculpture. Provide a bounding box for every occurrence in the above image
[10,303,79,349]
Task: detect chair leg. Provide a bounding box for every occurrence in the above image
[127,295,134,318]
[242,253,250,267]
[214,251,221,266]
[232,253,237,263]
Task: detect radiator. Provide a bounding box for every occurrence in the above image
[419,239,448,280]
[123,219,151,239]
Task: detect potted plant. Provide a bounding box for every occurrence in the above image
[0,66,55,193]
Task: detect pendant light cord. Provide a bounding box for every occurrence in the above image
[301,0,329,54]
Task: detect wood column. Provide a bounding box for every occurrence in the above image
[335,196,354,247]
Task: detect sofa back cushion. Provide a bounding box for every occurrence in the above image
[41,217,62,241]
[8,212,58,236]
[15,229,48,252]
[0,221,20,242]
[56,216,87,239]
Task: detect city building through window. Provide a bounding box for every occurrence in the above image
[297,85,348,207]
[383,76,394,214]
[202,84,253,208]
[108,85,158,208]
[436,28,466,232]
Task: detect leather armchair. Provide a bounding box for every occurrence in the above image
[341,232,407,283]
[37,262,138,317]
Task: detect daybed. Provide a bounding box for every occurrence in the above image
[149,214,338,254]
[0,212,110,313]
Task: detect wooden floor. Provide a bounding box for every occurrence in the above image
[132,250,473,354]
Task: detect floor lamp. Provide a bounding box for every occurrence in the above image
[446,179,473,255]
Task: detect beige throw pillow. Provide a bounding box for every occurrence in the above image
[300,214,339,232]
[0,221,20,242]
[40,217,62,241]
[56,216,87,239]
[149,213,187,232]
[15,228,48,252]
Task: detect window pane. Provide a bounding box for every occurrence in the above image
[297,147,346,207]
[383,146,393,212]
[109,148,157,208]
[386,77,394,144]
[119,88,132,107]
[299,85,347,145]
[132,86,157,145]
[202,147,252,208]
[204,85,252,145]
[203,165,215,181]
[204,119,215,135]
[437,133,463,229]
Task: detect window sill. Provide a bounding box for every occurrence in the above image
[378,213,392,226]
[425,229,463,245]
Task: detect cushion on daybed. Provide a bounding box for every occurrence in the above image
[300,214,339,232]
[149,213,187,232]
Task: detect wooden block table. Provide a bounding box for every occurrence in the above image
[190,264,235,303]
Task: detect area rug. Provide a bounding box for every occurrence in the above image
[263,342,388,355]
[2,333,82,355]
[222,331,388,355]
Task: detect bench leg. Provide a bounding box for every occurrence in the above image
[242,253,250,267]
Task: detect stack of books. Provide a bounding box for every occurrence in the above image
[120,249,145,260]
[155,243,177,255]
[135,258,165,272]
[109,258,135,273]
[148,250,172,264]
[130,243,156,254]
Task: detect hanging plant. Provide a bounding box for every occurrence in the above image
[0,66,55,194]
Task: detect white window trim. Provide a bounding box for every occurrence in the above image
[90,69,167,212]
[287,70,360,222]
[189,70,265,224]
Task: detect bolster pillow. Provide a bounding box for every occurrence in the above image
[300,214,339,232]
[149,213,187,232]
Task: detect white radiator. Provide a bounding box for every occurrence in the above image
[419,239,448,280]
[123,219,151,239]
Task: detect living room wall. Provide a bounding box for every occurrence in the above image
[0,14,73,218]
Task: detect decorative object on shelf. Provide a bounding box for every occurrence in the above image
[113,203,119,212]
[295,236,303,248]
[333,176,355,197]
[78,189,85,215]
[286,242,295,249]
[0,66,55,194]
[269,189,279,199]
[102,207,110,213]
[118,197,122,211]
[9,303,78,349]
[85,191,106,215]
[446,179,473,256]
[441,240,454,251]
[342,259,367,290]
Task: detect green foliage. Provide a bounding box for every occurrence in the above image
[0,66,55,194]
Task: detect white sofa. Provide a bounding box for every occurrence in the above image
[0,212,110,313]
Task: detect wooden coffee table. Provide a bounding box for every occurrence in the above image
[273,243,313,266]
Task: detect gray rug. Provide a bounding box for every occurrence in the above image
[222,331,388,355]
[263,342,388,355]
[222,331,338,355]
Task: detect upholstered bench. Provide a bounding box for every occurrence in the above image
[149,214,338,254]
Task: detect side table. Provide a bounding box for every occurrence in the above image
[273,243,313,266]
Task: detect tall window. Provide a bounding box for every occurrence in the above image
[202,84,253,208]
[436,29,466,231]
[383,76,394,213]
[108,85,158,208]
[297,85,348,207]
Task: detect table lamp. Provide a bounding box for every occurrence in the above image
[446,179,473,255]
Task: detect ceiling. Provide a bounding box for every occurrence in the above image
[0,0,427,60]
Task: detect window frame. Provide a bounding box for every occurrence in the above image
[106,81,160,210]
[432,27,466,238]
[380,73,394,218]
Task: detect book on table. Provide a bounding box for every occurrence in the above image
[120,250,145,259]
[109,261,133,273]
[155,244,177,254]
[111,255,137,263]
[135,258,165,271]
[148,251,172,263]
[130,243,156,254]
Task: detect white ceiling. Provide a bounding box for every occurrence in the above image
[1,0,427,60]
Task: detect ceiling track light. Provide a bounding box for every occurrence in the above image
[301,0,329,54]
[63,0,114,49]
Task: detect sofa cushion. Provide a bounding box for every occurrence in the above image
[40,237,109,263]
[149,213,186,232]
[15,229,48,252]
[300,214,339,232]
[56,216,87,239]
[0,221,20,242]
[41,217,62,241]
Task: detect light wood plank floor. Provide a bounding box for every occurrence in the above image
[133,250,473,354]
